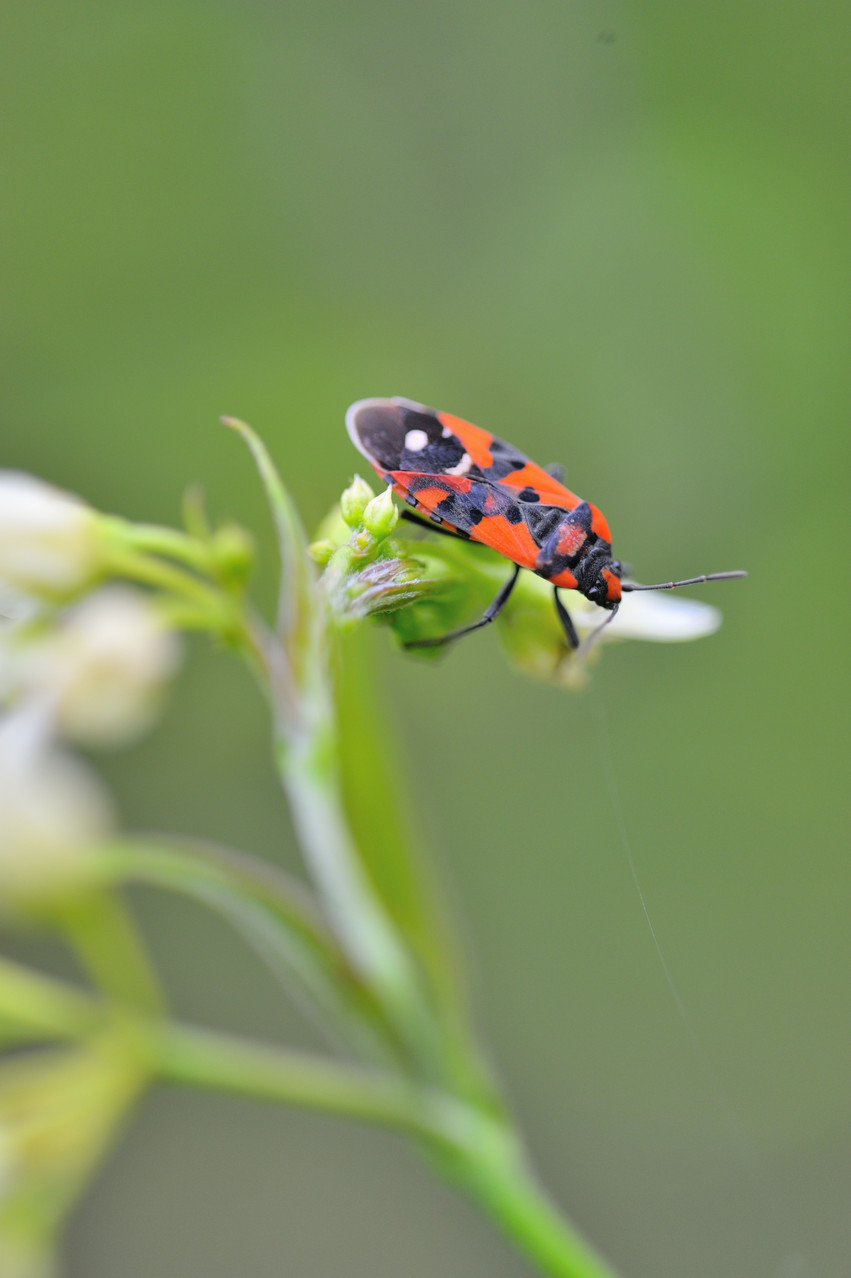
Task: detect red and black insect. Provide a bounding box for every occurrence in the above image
[346,397,745,651]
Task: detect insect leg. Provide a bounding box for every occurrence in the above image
[400,509,465,540]
[404,564,521,649]
[553,588,580,650]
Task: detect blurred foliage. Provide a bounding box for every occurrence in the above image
[1,2,848,1276]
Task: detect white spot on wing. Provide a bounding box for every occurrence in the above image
[445,453,473,477]
[405,429,429,452]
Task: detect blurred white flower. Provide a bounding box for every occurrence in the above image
[0,473,102,599]
[571,589,722,643]
[8,588,181,748]
[0,586,38,629]
[0,705,114,909]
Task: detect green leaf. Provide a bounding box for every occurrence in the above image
[221,417,317,656]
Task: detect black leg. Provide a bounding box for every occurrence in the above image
[553,588,579,650]
[404,565,521,649]
[400,509,468,540]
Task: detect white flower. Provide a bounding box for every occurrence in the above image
[571,589,722,643]
[9,588,181,748]
[0,472,102,599]
[0,705,114,909]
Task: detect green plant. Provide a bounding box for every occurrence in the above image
[0,425,723,1277]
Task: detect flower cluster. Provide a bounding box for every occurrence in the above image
[0,474,182,914]
[310,475,439,624]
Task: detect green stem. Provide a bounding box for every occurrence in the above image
[0,957,621,1278]
[0,956,101,1039]
[103,544,232,623]
[153,1020,621,1278]
[450,1150,622,1278]
[279,730,449,1079]
[102,517,214,574]
[58,889,164,1015]
[154,1020,457,1141]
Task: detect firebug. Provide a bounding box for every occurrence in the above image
[346,397,745,651]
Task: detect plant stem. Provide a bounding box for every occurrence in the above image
[103,542,242,633]
[153,1019,458,1142]
[153,1019,621,1278]
[279,730,450,1079]
[450,1148,622,1278]
[58,889,164,1015]
[0,956,101,1039]
[0,952,621,1278]
[102,518,214,574]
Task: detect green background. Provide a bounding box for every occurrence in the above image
[2,3,848,1275]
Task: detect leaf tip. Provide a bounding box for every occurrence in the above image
[220,415,250,437]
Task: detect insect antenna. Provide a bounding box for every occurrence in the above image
[621,570,747,592]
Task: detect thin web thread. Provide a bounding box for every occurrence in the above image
[590,688,813,1278]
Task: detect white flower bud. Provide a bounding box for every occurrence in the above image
[0,707,114,909]
[12,588,181,748]
[0,473,101,599]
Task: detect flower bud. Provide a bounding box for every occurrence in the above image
[361,487,399,541]
[0,473,102,599]
[209,524,254,587]
[308,539,337,565]
[0,709,114,911]
[10,588,181,748]
[340,475,375,528]
[342,557,430,621]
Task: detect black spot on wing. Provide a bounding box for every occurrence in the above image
[424,477,490,531]
[485,435,531,481]
[518,486,540,503]
[485,456,531,482]
[433,487,475,528]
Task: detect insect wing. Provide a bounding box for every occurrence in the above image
[436,410,582,510]
[393,469,545,571]
[345,397,582,570]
